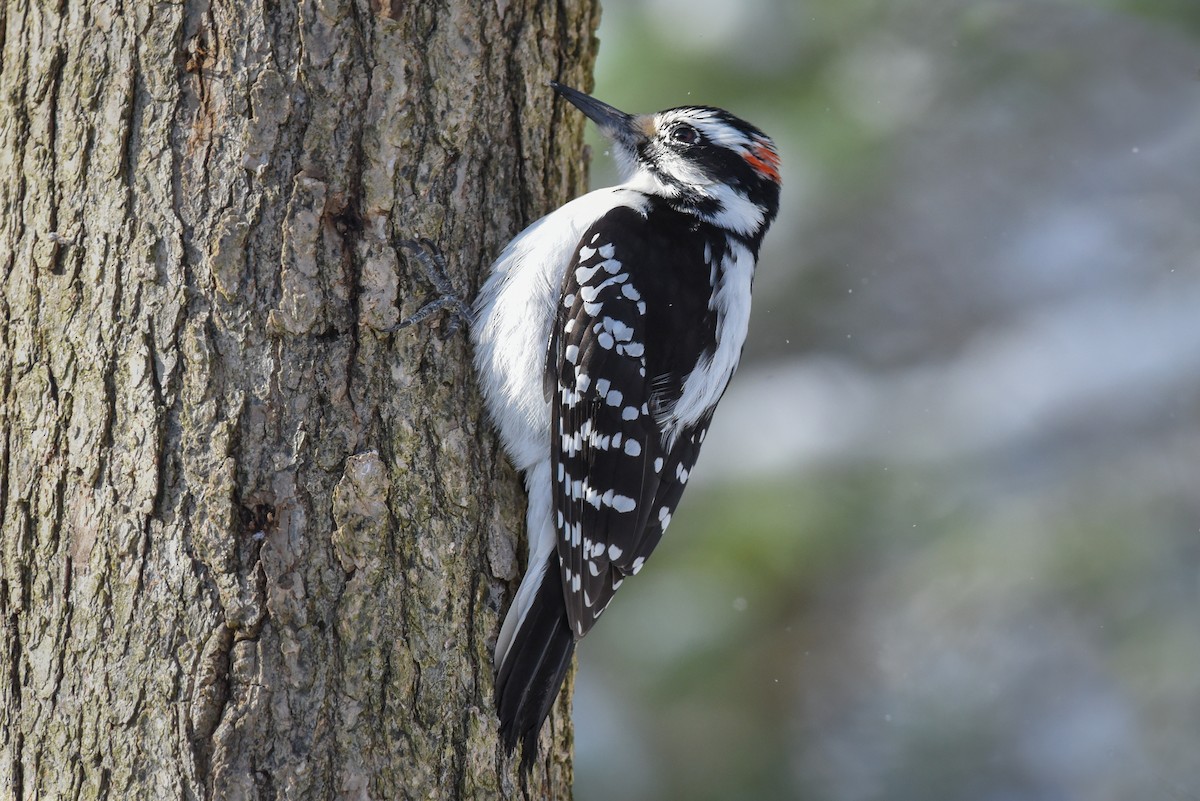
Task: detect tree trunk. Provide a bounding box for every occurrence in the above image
[0,0,598,798]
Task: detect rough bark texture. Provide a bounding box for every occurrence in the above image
[0,0,599,798]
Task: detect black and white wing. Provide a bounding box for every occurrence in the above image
[547,202,729,638]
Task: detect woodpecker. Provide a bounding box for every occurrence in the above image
[471,82,781,768]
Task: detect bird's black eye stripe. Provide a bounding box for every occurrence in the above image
[670,124,700,145]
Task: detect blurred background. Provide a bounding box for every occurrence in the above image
[570,1,1200,799]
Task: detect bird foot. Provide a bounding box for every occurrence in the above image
[386,238,471,337]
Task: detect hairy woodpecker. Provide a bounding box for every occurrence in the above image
[472,82,781,768]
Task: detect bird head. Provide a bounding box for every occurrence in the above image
[551,82,781,243]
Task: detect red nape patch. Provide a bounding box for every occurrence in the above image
[742,139,781,184]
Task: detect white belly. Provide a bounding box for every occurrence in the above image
[471,188,648,470]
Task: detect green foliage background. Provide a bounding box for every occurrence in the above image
[572,2,1200,799]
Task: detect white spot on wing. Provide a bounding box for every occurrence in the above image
[611,495,636,513]
[619,342,644,357]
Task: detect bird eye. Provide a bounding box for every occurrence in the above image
[670,124,699,145]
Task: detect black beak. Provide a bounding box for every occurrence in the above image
[550,82,645,146]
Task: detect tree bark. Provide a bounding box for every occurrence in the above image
[0,0,598,798]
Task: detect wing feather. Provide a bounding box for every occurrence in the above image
[547,204,725,637]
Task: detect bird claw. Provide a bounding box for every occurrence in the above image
[386,238,471,338]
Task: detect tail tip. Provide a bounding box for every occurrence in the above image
[495,704,541,776]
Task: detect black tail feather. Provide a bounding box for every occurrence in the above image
[495,554,576,772]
